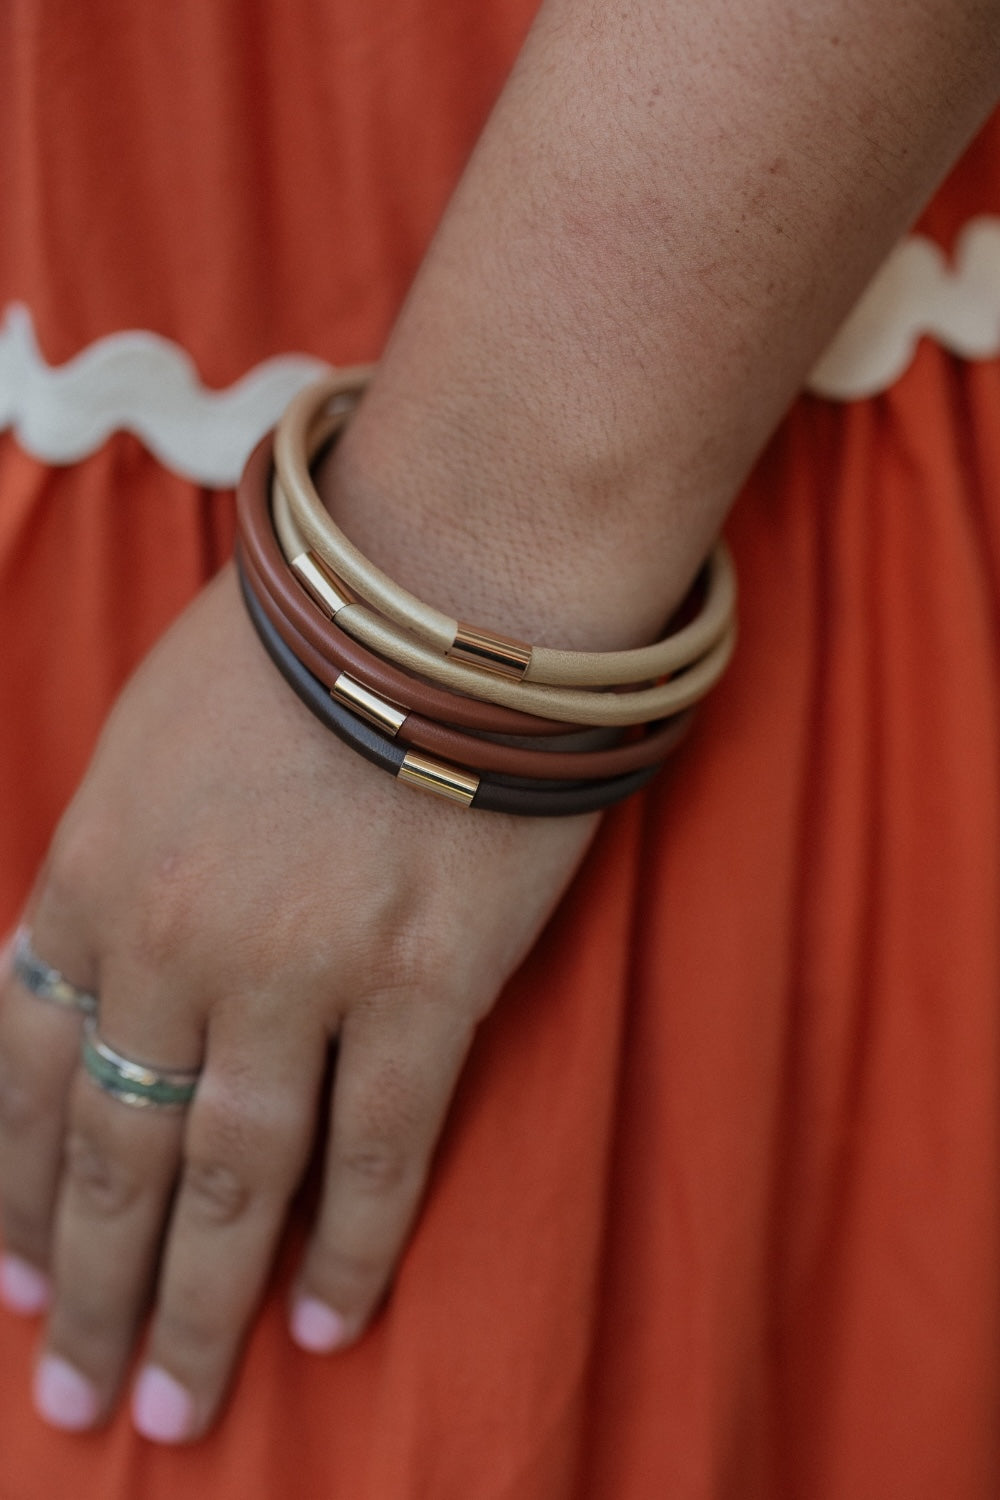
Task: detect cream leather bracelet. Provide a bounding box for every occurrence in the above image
[270,474,737,727]
[274,373,736,689]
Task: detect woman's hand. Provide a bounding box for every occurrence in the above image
[0,563,598,1443]
[5,0,993,1444]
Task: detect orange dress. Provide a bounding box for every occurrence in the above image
[2,3,999,1495]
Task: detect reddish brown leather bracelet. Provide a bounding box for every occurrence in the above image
[239,544,694,779]
[238,560,664,817]
[236,432,588,738]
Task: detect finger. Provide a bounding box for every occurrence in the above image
[33,970,203,1433]
[129,999,328,1444]
[0,890,98,1318]
[291,994,475,1353]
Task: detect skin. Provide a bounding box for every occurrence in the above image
[0,567,598,1436]
[0,0,998,1446]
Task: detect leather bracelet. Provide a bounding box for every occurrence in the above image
[272,476,738,727]
[240,544,693,778]
[275,372,737,688]
[238,560,664,816]
[237,430,585,738]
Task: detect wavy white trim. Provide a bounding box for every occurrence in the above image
[808,216,1000,398]
[0,303,328,486]
[2,218,1000,484]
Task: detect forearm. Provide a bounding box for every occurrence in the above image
[323,0,1000,646]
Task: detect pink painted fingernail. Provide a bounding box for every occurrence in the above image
[0,1254,51,1315]
[290,1295,349,1353]
[132,1365,195,1444]
[34,1355,100,1431]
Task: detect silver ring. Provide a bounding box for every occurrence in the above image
[11,927,98,1017]
[81,1019,201,1110]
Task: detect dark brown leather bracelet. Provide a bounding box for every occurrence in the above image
[238,560,663,816]
[240,544,693,779]
[236,432,586,738]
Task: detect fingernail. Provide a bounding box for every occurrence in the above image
[34,1354,100,1431]
[132,1365,195,1444]
[0,1254,51,1315]
[290,1295,349,1353]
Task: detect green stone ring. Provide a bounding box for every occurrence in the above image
[81,1019,201,1110]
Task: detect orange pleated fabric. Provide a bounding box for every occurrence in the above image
[2,4,1000,1496]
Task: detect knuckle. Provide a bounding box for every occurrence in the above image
[192,1081,307,1187]
[43,830,95,908]
[0,1201,49,1263]
[333,1140,412,1195]
[181,1157,251,1227]
[311,1233,390,1294]
[350,1060,431,1149]
[51,1291,123,1354]
[130,859,203,966]
[64,1129,144,1218]
[43,812,113,918]
[0,1059,43,1135]
[155,1275,233,1353]
[366,912,453,999]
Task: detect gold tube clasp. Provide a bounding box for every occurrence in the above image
[331,674,407,736]
[397,752,479,805]
[291,552,356,618]
[447,624,532,679]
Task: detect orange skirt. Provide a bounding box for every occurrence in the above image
[2,4,999,1495]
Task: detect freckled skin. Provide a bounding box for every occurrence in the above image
[1,0,998,1443]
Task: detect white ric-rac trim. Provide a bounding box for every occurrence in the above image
[1,217,999,486]
[0,304,327,486]
[809,216,1000,399]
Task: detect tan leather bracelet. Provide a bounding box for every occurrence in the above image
[237,431,588,737]
[272,474,738,727]
[240,544,693,778]
[275,372,736,688]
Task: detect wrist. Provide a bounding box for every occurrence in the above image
[315,380,725,656]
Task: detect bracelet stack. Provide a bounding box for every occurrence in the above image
[235,370,737,816]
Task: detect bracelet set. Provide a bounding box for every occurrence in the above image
[234,370,738,816]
